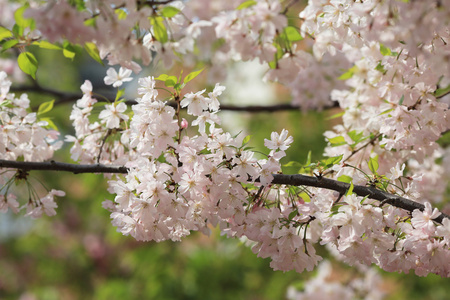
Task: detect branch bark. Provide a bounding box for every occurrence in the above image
[0,159,447,223]
[10,85,339,112]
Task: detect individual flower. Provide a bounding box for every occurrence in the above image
[264,129,294,151]
[411,202,441,234]
[387,162,405,181]
[104,67,133,87]
[99,102,129,129]
[180,89,208,116]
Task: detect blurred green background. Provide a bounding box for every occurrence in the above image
[0,32,449,300]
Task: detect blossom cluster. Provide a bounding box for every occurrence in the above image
[0,71,64,217]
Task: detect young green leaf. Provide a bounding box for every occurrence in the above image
[37,99,54,115]
[165,75,178,87]
[283,26,303,42]
[84,42,104,65]
[299,192,310,202]
[115,8,128,20]
[18,52,38,79]
[0,27,13,41]
[288,210,298,220]
[1,39,18,52]
[338,65,358,80]
[236,0,257,10]
[338,175,352,183]
[368,156,379,174]
[434,84,450,98]
[155,74,169,81]
[346,182,354,196]
[183,68,204,84]
[375,62,386,73]
[282,161,303,168]
[305,151,311,166]
[347,130,364,143]
[161,6,180,18]
[150,16,168,43]
[35,40,62,50]
[242,135,252,146]
[326,111,345,120]
[39,117,58,130]
[380,44,392,56]
[116,89,125,101]
[14,5,34,31]
[62,42,76,60]
[324,154,343,167]
[327,136,346,146]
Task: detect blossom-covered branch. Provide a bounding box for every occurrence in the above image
[271,174,449,224]
[1,159,447,223]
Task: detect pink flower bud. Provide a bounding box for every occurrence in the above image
[181,118,189,129]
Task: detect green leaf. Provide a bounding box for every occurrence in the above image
[236,0,257,9]
[326,111,344,120]
[282,161,303,168]
[150,16,168,43]
[242,135,251,146]
[348,130,364,143]
[268,43,283,69]
[435,84,450,98]
[62,42,76,60]
[165,75,178,87]
[378,108,394,116]
[288,210,298,220]
[37,100,54,115]
[84,42,104,65]
[1,39,18,52]
[283,26,303,42]
[14,5,34,32]
[155,74,169,81]
[115,8,128,20]
[12,24,22,37]
[116,89,125,101]
[324,154,343,167]
[299,192,310,202]
[84,18,96,27]
[305,151,311,166]
[0,27,13,41]
[18,52,38,79]
[183,68,204,84]
[327,136,346,147]
[368,156,379,174]
[338,175,353,183]
[34,40,62,50]
[380,44,392,56]
[346,182,354,196]
[338,65,358,80]
[161,6,180,18]
[398,94,404,105]
[39,117,58,130]
[375,62,386,73]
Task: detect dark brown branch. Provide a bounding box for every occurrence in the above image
[0,159,447,223]
[271,174,449,224]
[0,159,127,174]
[10,85,339,112]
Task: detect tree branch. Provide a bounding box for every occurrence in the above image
[271,174,449,224]
[0,159,447,223]
[10,85,339,112]
[0,159,127,174]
